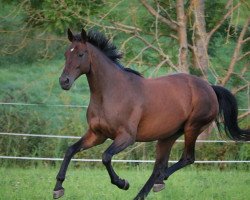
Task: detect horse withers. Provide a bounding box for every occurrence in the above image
[53,28,249,200]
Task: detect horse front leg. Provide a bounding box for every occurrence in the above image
[102,133,134,190]
[53,130,106,199]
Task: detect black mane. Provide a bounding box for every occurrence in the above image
[74,30,142,77]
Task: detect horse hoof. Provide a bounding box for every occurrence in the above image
[123,179,130,190]
[133,195,145,200]
[53,189,64,199]
[153,183,165,192]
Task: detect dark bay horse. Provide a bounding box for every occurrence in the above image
[53,28,249,199]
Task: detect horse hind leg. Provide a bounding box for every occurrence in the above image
[162,100,217,180]
[152,128,199,193]
[163,129,198,181]
[134,122,210,199]
[163,118,213,181]
[134,136,178,200]
[153,133,181,193]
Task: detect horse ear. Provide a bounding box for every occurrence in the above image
[81,28,87,43]
[67,28,74,42]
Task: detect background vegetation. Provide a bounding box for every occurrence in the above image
[0,0,249,169]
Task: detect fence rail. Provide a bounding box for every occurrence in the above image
[0,102,249,111]
[1,132,250,143]
[0,102,88,108]
[1,103,249,164]
[0,156,249,164]
[0,132,249,164]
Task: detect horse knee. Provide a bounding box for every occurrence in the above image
[102,152,112,165]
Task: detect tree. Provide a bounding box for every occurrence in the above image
[0,0,249,123]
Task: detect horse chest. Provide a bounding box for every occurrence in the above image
[88,113,118,139]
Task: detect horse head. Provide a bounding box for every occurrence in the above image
[59,28,91,90]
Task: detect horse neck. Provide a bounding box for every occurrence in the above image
[86,44,126,100]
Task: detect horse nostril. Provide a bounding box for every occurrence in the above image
[59,76,70,86]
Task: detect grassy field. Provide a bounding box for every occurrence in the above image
[0,165,249,200]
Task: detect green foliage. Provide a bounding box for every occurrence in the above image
[26,0,104,34]
[0,2,67,65]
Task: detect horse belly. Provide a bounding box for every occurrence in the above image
[136,106,187,142]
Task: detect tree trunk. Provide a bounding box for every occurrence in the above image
[191,0,208,76]
[176,0,189,72]
[191,0,210,140]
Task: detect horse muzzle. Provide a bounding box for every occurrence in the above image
[59,75,73,90]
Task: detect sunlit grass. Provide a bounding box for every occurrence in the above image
[0,166,249,200]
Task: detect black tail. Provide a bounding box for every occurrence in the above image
[212,85,250,141]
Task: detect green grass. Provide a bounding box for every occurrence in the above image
[0,166,249,200]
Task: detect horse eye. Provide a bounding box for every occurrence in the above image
[78,53,84,57]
